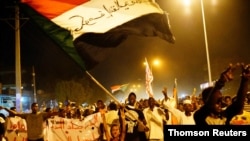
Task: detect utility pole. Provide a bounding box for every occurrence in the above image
[1,1,28,112]
[32,66,37,103]
[15,4,22,112]
[200,0,212,85]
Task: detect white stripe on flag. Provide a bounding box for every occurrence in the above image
[51,0,164,40]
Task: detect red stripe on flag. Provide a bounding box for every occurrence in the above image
[111,84,129,93]
[21,0,89,19]
[111,85,121,93]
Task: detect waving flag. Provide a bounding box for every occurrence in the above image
[20,0,175,70]
[145,58,153,97]
[111,83,129,93]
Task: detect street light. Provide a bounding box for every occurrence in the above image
[152,59,160,70]
[144,59,161,72]
[182,0,212,85]
[200,0,212,85]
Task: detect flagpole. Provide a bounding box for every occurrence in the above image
[85,70,148,129]
[85,71,120,104]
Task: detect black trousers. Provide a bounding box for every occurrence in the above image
[28,138,44,141]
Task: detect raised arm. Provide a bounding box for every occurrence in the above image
[100,109,110,141]
[205,64,234,107]
[194,64,235,125]
[225,63,250,123]
[162,87,169,101]
[119,105,126,141]
[0,106,22,117]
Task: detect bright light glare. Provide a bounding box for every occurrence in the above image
[211,0,218,6]
[181,0,192,15]
[182,0,191,7]
[180,93,186,99]
[143,59,161,67]
[153,60,160,66]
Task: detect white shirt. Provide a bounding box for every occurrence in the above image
[143,106,165,140]
[162,99,195,125]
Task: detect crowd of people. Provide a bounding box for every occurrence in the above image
[0,63,249,141]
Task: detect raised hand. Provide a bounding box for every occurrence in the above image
[162,87,169,100]
[220,63,234,82]
[162,87,167,96]
[120,104,125,119]
[241,63,250,80]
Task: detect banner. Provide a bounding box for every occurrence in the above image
[5,113,103,141]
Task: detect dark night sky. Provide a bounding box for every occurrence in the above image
[0,0,250,101]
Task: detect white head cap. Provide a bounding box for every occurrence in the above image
[183,99,192,105]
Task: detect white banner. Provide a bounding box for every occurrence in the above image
[5,113,103,141]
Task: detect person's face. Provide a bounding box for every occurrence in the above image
[213,103,222,114]
[144,100,149,108]
[178,104,184,111]
[148,98,155,108]
[97,101,105,109]
[65,105,71,111]
[225,97,232,106]
[59,103,63,108]
[32,104,39,113]
[111,125,120,138]
[128,95,136,106]
[183,103,193,112]
[211,91,223,114]
[245,97,249,104]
